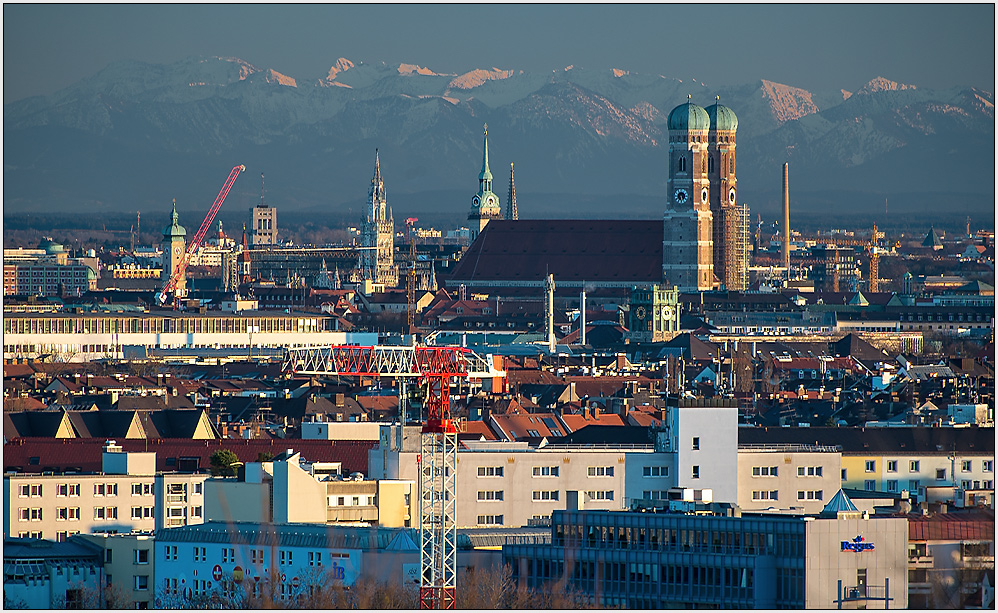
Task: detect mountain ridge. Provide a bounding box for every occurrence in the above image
[3,56,993,227]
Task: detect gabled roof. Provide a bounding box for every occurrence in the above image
[448,219,663,285]
[138,409,217,439]
[66,410,145,439]
[553,424,652,446]
[460,420,498,441]
[658,333,721,361]
[3,410,75,439]
[489,412,566,440]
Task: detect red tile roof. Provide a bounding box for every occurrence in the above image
[3,438,376,475]
[459,420,498,441]
[908,512,995,541]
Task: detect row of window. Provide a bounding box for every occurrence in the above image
[870,459,993,473]
[16,481,203,497]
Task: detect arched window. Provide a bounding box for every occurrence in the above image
[678,156,687,172]
[729,157,734,174]
[708,157,714,173]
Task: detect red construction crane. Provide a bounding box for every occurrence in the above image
[283,344,506,609]
[156,165,246,306]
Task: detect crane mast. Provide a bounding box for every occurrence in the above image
[156,165,246,306]
[283,344,506,609]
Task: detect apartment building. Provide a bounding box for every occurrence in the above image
[3,442,207,540]
[736,445,842,514]
[204,450,413,528]
[77,532,157,609]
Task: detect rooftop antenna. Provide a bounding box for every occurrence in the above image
[259,172,266,207]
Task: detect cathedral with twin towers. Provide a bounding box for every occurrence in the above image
[364,97,748,295]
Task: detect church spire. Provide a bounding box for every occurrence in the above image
[507,162,518,220]
[370,148,386,209]
[479,124,493,192]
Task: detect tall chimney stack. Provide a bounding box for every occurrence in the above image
[580,289,587,347]
[782,163,790,274]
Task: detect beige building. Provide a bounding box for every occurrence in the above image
[370,425,647,528]
[77,532,156,609]
[737,444,843,514]
[3,442,207,540]
[204,450,414,528]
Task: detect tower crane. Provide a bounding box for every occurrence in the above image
[156,165,246,306]
[405,218,419,333]
[283,344,507,610]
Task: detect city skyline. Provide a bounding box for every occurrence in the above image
[4,4,995,104]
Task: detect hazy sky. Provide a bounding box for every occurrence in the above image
[4,4,995,103]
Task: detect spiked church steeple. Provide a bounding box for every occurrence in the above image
[506,162,518,220]
[360,149,397,287]
[469,124,503,243]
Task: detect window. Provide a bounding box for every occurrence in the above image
[910,460,920,472]
[984,480,993,489]
[532,491,559,501]
[886,480,898,493]
[309,551,322,566]
[841,468,847,481]
[692,466,700,479]
[131,506,143,519]
[752,490,779,501]
[68,484,80,497]
[692,437,700,451]
[132,483,143,496]
[477,490,503,501]
[753,466,778,477]
[18,484,29,497]
[585,491,614,501]
[191,506,202,518]
[134,549,149,564]
[962,480,973,490]
[68,507,80,521]
[477,466,503,477]
[222,548,234,563]
[588,466,614,477]
[643,466,668,477]
[865,460,875,472]
[864,480,875,491]
[477,515,504,526]
[193,482,203,495]
[962,460,972,472]
[193,547,206,562]
[134,575,149,591]
[984,461,994,473]
[887,461,898,473]
[936,469,947,481]
[57,507,69,521]
[532,466,559,477]
[164,546,178,561]
[280,550,292,566]
[251,549,264,564]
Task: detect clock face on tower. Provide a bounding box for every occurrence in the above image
[472,196,480,208]
[729,188,737,205]
[674,189,688,204]
[701,187,709,204]
[486,196,495,206]
[174,246,182,257]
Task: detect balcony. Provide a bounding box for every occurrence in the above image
[839,584,889,603]
[166,494,187,504]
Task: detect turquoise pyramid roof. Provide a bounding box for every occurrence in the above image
[819,489,858,517]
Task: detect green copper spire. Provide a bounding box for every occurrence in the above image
[479,123,493,184]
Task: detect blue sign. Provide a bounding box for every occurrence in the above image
[841,535,875,552]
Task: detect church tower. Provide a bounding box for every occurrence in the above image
[506,162,518,220]
[161,200,187,297]
[469,124,503,243]
[663,97,714,291]
[361,150,397,287]
[706,98,746,290]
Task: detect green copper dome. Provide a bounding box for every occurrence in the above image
[163,201,187,238]
[705,101,738,132]
[668,100,711,131]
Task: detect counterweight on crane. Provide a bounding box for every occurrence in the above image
[283,344,506,609]
[156,165,246,306]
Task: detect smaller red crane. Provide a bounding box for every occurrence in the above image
[156,165,246,306]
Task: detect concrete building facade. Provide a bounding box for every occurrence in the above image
[3,444,208,540]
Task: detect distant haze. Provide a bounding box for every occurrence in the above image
[4,4,995,104]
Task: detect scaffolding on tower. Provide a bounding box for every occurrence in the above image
[282,344,506,610]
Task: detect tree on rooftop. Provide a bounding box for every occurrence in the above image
[209,449,239,476]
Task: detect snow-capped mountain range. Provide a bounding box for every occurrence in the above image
[4,56,993,226]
